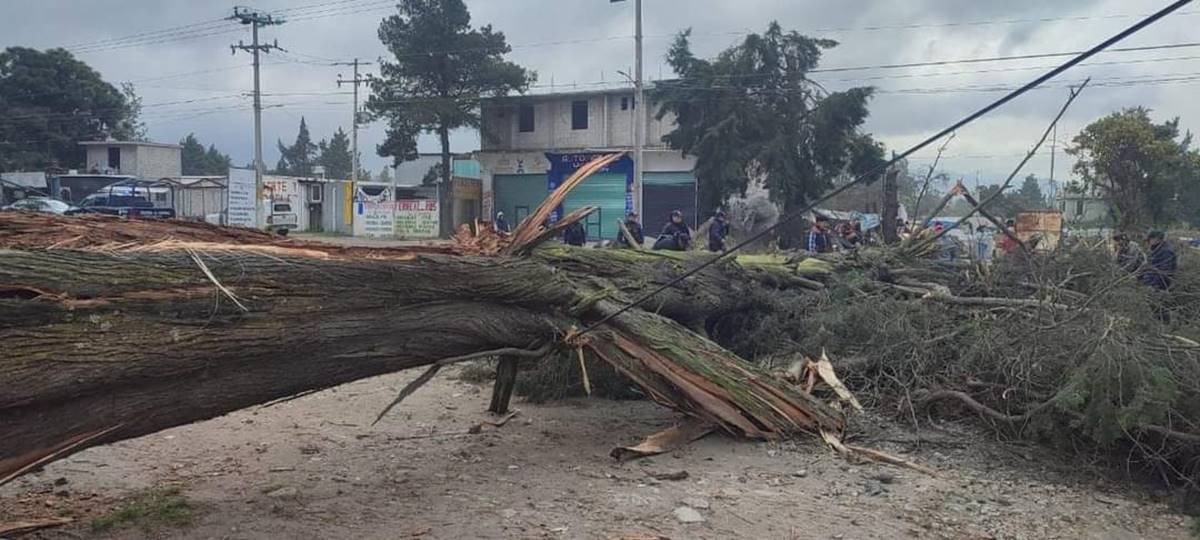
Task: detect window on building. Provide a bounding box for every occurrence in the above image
[107,147,121,172]
[1060,201,1066,212]
[620,97,629,111]
[518,104,535,133]
[571,100,588,130]
[1076,200,1084,216]
[154,191,168,203]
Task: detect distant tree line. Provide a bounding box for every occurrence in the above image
[273,117,356,180]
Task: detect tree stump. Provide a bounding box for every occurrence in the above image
[488,356,520,414]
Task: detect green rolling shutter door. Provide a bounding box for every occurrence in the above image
[493,174,547,228]
[563,172,627,240]
[644,172,697,228]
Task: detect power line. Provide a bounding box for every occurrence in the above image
[811,41,1200,73]
[124,64,249,84]
[571,0,1195,339]
[70,25,246,55]
[63,18,229,51]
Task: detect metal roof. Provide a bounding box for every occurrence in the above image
[78,140,182,150]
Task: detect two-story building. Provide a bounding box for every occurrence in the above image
[476,87,697,240]
[79,140,182,179]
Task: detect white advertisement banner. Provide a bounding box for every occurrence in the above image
[394,199,439,239]
[354,201,396,237]
[227,168,257,228]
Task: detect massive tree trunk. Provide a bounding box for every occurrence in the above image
[0,219,841,481]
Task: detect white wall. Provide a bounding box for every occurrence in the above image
[481,92,677,152]
[83,144,181,178]
[136,145,182,179]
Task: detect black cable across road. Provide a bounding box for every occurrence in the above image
[573,0,1195,338]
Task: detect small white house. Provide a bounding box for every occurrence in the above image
[1056,193,1112,224]
[79,140,182,179]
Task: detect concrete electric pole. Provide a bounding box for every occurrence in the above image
[335,59,372,185]
[633,0,644,222]
[612,0,645,221]
[230,6,284,226]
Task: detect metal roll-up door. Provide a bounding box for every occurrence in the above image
[643,171,697,229]
[563,171,627,241]
[493,173,547,228]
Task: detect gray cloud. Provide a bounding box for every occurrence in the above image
[2,0,1197,188]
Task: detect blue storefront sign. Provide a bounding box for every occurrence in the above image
[545,152,634,222]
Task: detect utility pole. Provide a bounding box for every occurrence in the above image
[613,0,644,219]
[633,0,645,221]
[1048,121,1059,207]
[881,151,899,244]
[230,6,283,227]
[335,59,372,185]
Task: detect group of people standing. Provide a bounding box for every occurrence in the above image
[806,217,865,254]
[494,209,731,252]
[1113,230,1178,291]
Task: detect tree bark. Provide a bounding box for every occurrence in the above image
[0,237,841,481]
[488,356,519,414]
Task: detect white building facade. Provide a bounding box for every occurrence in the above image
[79,141,182,179]
[476,88,698,240]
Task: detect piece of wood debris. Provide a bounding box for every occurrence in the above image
[0,517,74,535]
[611,420,715,462]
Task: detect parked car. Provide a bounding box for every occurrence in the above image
[1,197,78,214]
[75,192,175,219]
[267,202,298,234]
[68,178,177,219]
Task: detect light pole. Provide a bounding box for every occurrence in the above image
[612,0,644,221]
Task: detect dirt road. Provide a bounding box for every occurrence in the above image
[2,367,1192,539]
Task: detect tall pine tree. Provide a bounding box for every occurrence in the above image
[367,0,534,235]
[180,133,232,176]
[317,127,353,180]
[656,24,882,246]
[275,117,318,176]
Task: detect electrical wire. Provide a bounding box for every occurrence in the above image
[570,0,1195,339]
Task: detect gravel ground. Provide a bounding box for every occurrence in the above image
[2,367,1193,539]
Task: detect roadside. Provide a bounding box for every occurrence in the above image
[290,233,450,248]
[2,367,1192,539]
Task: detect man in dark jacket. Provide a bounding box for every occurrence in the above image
[806,217,832,253]
[563,220,587,246]
[617,211,644,248]
[654,210,691,251]
[708,211,729,252]
[494,211,510,235]
[1141,230,1177,290]
[1112,232,1145,274]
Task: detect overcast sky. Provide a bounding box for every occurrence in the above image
[3,0,1199,194]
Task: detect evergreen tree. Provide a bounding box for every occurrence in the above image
[317,127,353,179]
[275,117,319,176]
[656,24,882,246]
[1016,174,1046,209]
[367,0,534,234]
[180,134,207,176]
[204,145,231,174]
[180,133,232,176]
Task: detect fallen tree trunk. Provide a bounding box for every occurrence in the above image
[0,222,842,481]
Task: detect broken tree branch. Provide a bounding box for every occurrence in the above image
[924,79,1089,251]
[373,344,553,425]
